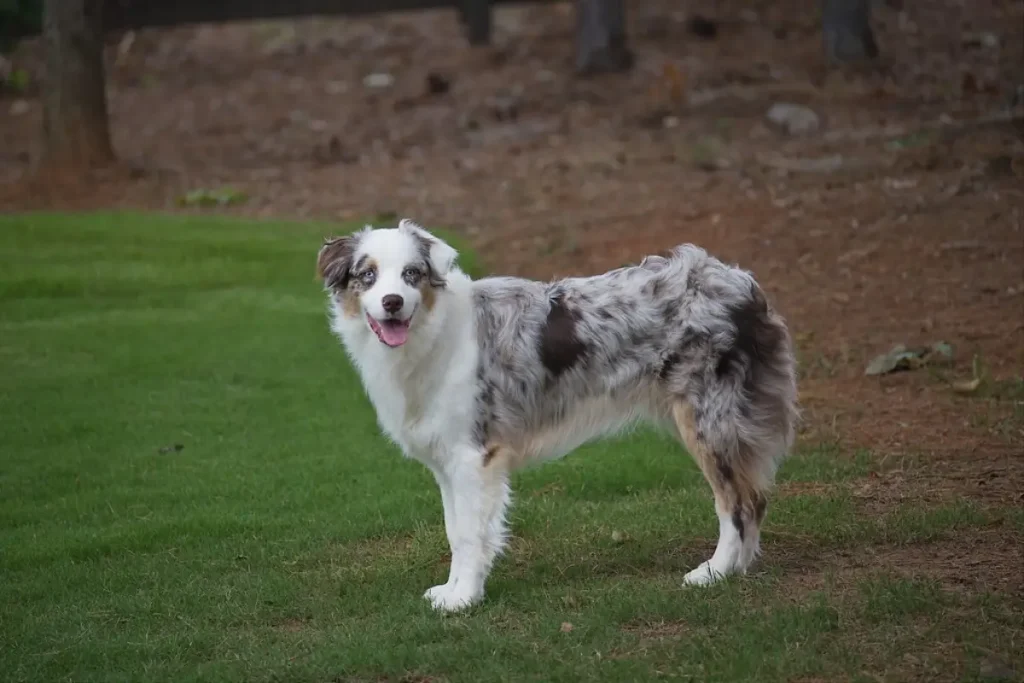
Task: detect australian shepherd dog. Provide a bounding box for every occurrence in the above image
[316,219,798,612]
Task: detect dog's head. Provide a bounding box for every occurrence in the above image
[316,219,458,348]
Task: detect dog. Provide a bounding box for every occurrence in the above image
[316,219,798,612]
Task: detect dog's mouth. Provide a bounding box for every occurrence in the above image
[366,312,413,347]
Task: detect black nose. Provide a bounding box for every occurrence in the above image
[381,294,404,314]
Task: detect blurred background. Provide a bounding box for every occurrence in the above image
[2,0,1021,451]
[2,0,1023,486]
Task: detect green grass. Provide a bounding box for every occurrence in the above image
[1,212,1020,683]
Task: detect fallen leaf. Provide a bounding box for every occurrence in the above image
[794,331,815,345]
[952,378,981,394]
[560,622,574,633]
[929,341,954,361]
[865,345,917,375]
[865,341,955,375]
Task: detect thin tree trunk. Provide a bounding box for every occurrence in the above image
[821,0,879,63]
[575,0,633,76]
[41,0,115,170]
[459,0,491,45]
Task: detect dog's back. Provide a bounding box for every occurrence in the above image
[471,245,796,466]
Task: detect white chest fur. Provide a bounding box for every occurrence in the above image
[332,287,479,464]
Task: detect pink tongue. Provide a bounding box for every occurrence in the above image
[379,320,409,347]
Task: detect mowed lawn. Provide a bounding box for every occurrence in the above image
[1,213,1020,683]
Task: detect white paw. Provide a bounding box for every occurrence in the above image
[422,582,482,612]
[683,561,727,587]
[423,584,447,602]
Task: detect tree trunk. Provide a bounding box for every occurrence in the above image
[41,0,115,170]
[458,0,491,46]
[575,0,633,76]
[821,0,879,63]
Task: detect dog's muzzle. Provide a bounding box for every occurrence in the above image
[367,312,413,347]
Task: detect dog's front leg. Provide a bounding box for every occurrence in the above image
[429,465,458,556]
[424,446,510,612]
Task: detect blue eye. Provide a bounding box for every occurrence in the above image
[360,269,376,286]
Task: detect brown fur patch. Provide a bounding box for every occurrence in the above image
[341,287,361,318]
[673,402,718,484]
[754,492,768,524]
[420,279,437,311]
[483,444,501,466]
[339,257,376,319]
[672,401,763,533]
[316,235,357,287]
[538,294,587,377]
[482,443,522,469]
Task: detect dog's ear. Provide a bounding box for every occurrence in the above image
[316,234,358,289]
[399,219,458,285]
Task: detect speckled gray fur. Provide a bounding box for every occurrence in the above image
[471,244,798,489]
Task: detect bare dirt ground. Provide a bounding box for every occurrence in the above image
[2,0,1022,585]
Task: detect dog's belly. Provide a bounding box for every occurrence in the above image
[510,394,653,462]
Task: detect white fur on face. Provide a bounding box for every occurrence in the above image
[355,229,424,323]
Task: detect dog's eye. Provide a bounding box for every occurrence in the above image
[402,267,422,281]
[359,269,376,286]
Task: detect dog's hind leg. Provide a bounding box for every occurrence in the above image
[423,444,511,612]
[666,278,798,585]
[673,401,769,586]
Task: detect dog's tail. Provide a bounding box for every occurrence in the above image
[711,279,797,495]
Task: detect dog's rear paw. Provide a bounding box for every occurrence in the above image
[683,561,726,587]
[423,582,482,612]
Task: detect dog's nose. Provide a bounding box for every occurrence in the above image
[381,294,404,314]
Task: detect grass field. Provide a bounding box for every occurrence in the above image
[1,212,1020,683]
